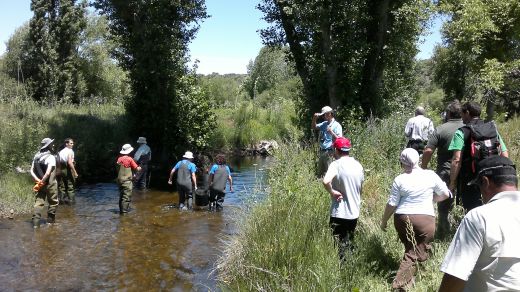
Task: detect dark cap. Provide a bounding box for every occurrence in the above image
[468,156,517,185]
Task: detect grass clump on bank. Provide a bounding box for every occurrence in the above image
[216,114,520,291]
[0,98,129,216]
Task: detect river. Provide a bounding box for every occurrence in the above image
[0,156,271,291]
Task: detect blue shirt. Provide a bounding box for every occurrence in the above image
[317,119,343,150]
[209,164,231,175]
[173,159,196,173]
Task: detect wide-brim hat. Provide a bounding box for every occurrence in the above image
[120,144,134,154]
[468,156,517,185]
[137,137,147,144]
[318,106,333,116]
[40,138,54,150]
[183,151,194,159]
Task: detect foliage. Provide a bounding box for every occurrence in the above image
[25,0,87,103]
[257,0,434,122]
[95,0,209,160]
[199,73,247,108]
[242,46,295,98]
[434,0,520,118]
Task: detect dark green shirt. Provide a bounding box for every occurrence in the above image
[426,119,464,173]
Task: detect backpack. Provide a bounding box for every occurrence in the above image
[467,121,502,173]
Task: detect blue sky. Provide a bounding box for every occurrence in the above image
[0,0,441,74]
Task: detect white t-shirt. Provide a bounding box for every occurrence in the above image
[440,191,520,291]
[387,168,449,216]
[324,156,364,219]
[404,115,434,141]
[58,147,74,164]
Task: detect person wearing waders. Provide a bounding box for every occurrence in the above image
[208,154,233,211]
[133,136,151,190]
[116,144,141,214]
[30,138,59,228]
[57,138,79,204]
[168,151,197,210]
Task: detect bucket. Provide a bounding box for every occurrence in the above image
[195,189,209,206]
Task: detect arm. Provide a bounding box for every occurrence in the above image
[433,191,450,202]
[421,147,434,169]
[191,172,197,190]
[380,203,397,231]
[322,163,342,202]
[30,161,39,182]
[438,273,466,292]
[228,175,233,192]
[449,150,461,191]
[208,173,214,186]
[311,113,319,130]
[168,168,176,184]
[67,154,78,178]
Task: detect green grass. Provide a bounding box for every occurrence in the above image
[217,114,520,291]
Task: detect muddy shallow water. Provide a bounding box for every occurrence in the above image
[0,157,270,291]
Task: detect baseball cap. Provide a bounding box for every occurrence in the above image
[333,137,351,152]
[318,106,333,116]
[468,156,517,185]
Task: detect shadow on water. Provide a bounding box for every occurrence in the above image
[0,156,272,291]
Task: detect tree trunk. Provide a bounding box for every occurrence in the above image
[359,0,390,117]
[320,1,339,108]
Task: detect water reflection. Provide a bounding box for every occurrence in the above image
[0,156,271,291]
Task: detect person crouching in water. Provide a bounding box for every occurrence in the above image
[30,138,59,228]
[208,154,233,211]
[168,151,197,210]
[116,144,141,214]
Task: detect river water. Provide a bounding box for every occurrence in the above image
[0,156,271,291]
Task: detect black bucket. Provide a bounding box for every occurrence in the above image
[195,189,209,206]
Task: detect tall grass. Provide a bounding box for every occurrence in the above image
[217,114,520,291]
[0,98,129,216]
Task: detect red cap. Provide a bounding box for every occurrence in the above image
[333,137,351,152]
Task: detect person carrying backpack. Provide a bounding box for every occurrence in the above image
[208,154,233,211]
[448,101,509,212]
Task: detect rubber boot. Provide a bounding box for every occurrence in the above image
[47,213,55,224]
[32,217,40,229]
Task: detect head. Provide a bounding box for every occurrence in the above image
[319,106,334,121]
[40,138,55,152]
[399,148,420,172]
[445,100,462,120]
[183,151,194,160]
[461,101,481,123]
[137,137,147,144]
[64,138,74,149]
[215,154,226,165]
[120,144,133,155]
[415,106,426,116]
[333,137,351,158]
[468,156,518,203]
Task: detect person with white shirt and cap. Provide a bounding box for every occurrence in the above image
[380,148,451,290]
[439,156,520,292]
[311,105,343,176]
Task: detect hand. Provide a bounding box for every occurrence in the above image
[327,126,334,135]
[167,179,172,185]
[314,113,321,118]
[331,190,343,202]
[380,221,388,232]
[73,174,79,179]
[230,186,234,192]
[449,181,456,192]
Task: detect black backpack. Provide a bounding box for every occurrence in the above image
[467,121,502,173]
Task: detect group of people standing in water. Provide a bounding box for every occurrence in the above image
[30,135,233,227]
[314,102,519,291]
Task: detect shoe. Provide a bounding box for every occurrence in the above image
[32,218,40,228]
[47,214,55,224]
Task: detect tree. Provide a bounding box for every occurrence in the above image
[258,0,432,121]
[95,0,210,159]
[435,0,520,118]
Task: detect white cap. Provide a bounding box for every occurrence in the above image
[318,106,333,116]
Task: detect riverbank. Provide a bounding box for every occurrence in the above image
[216,115,520,291]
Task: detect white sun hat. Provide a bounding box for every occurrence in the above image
[120,144,134,155]
[183,151,194,159]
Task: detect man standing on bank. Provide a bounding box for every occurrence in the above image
[421,101,463,237]
[208,154,233,211]
[116,144,141,214]
[323,137,364,259]
[439,156,520,291]
[448,101,509,212]
[57,138,79,204]
[133,136,151,190]
[168,151,197,210]
[404,106,434,155]
[30,138,59,228]
[312,106,343,177]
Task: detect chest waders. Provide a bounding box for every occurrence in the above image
[176,162,193,209]
[32,154,58,227]
[117,164,133,214]
[135,152,151,190]
[209,165,228,211]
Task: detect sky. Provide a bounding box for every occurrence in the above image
[0,0,442,75]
